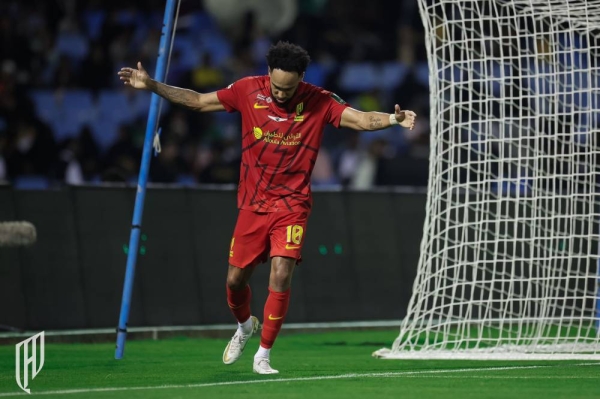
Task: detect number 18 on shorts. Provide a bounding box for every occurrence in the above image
[229,209,308,268]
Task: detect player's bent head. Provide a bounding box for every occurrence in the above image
[266,41,311,75]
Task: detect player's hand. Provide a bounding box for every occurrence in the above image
[394,104,417,130]
[118,62,150,90]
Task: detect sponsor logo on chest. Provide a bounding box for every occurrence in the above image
[253,127,302,146]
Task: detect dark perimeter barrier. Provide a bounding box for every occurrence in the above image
[0,185,426,331]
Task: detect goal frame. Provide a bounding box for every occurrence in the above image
[375,0,600,360]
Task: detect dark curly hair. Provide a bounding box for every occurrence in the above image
[265,41,311,75]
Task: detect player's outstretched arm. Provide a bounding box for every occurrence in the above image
[340,104,416,131]
[117,62,225,112]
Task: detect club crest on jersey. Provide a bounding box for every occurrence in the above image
[294,102,304,122]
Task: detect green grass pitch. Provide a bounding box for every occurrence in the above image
[0,330,598,398]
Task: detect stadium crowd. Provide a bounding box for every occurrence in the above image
[0,0,431,189]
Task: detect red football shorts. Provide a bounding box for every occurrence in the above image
[228,209,309,268]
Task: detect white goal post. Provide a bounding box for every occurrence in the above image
[375,0,600,360]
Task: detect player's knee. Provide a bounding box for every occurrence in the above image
[269,268,293,291]
[269,257,295,291]
[226,277,245,291]
[226,266,247,290]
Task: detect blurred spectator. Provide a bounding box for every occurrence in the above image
[0,132,7,182]
[337,131,361,186]
[59,138,85,185]
[2,0,430,187]
[80,43,113,91]
[74,125,101,180]
[350,138,389,189]
[150,139,186,183]
[0,60,19,120]
[190,53,225,92]
[6,119,57,177]
[52,55,79,88]
[103,124,140,182]
[312,148,337,186]
[198,138,240,184]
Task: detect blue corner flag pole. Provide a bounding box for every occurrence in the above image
[115,0,177,360]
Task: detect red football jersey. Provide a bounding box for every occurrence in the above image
[216,76,349,213]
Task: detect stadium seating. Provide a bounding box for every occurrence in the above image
[338,63,379,92]
[13,175,51,190]
[30,90,95,142]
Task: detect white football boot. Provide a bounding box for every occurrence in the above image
[222,316,259,365]
[253,357,279,374]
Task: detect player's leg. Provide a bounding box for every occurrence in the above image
[223,210,269,365]
[253,212,307,374]
[223,265,261,365]
[253,255,295,374]
[226,264,257,333]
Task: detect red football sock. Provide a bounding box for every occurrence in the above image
[226,284,252,323]
[260,287,291,349]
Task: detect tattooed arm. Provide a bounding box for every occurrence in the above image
[118,61,225,112]
[340,104,416,131]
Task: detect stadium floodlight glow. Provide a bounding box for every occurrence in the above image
[375,0,600,360]
[115,0,180,360]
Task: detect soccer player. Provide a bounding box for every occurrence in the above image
[118,41,416,374]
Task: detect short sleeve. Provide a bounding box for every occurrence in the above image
[321,91,349,128]
[216,81,242,113]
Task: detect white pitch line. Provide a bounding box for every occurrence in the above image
[402,375,598,379]
[1,363,598,397]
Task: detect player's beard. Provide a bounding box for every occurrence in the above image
[270,91,295,109]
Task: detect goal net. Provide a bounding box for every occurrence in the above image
[375,0,600,360]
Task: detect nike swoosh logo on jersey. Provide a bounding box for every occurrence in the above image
[268,115,288,122]
[268,314,283,320]
[253,103,269,109]
[285,244,301,250]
